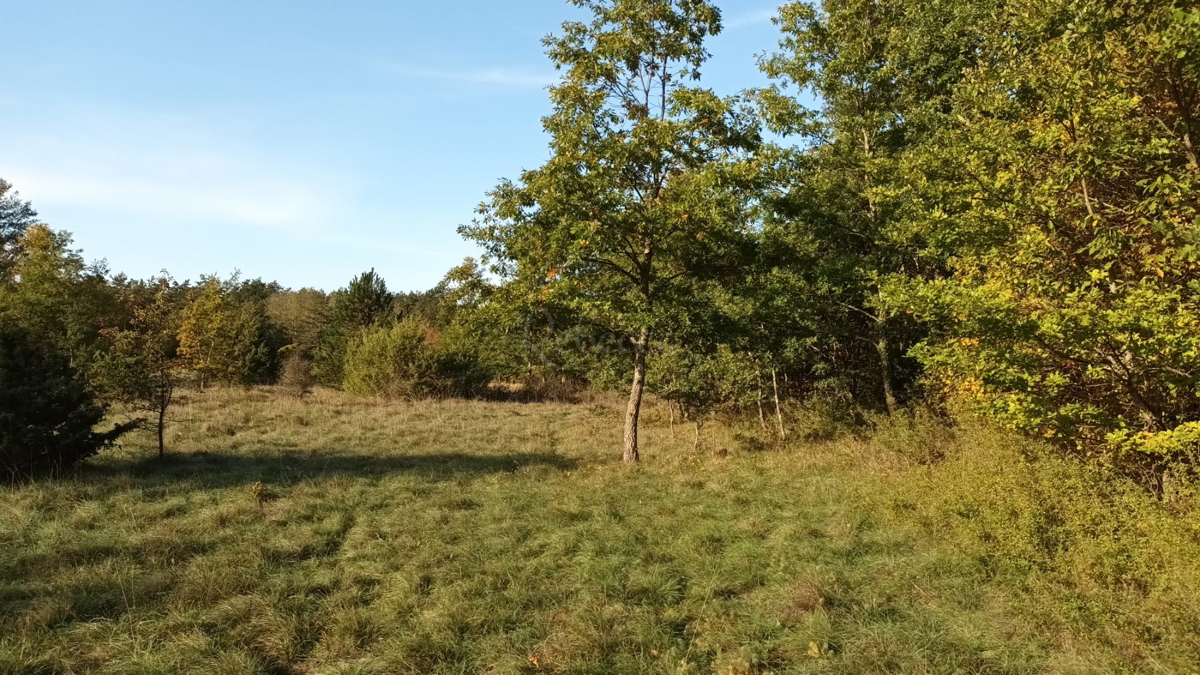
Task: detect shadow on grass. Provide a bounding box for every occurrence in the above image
[81,445,577,489]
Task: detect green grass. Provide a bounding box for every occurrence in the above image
[1,388,1196,673]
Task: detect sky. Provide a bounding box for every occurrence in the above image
[2,1,787,292]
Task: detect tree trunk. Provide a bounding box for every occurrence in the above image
[875,327,897,416]
[623,328,649,463]
[669,401,676,441]
[157,409,166,460]
[772,369,786,442]
[756,372,767,431]
[156,369,173,460]
[693,420,702,452]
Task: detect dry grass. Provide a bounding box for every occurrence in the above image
[0,388,1194,673]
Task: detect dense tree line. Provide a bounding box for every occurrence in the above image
[1,0,1196,487]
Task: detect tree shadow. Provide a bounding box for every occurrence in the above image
[80,444,577,490]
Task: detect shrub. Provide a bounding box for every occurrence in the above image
[0,324,132,479]
[342,320,487,399]
[278,350,314,398]
[870,417,1200,610]
[312,270,395,386]
[429,347,490,398]
[343,320,432,399]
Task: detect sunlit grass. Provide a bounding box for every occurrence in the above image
[1,388,1195,673]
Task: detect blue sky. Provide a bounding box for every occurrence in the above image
[3,1,786,292]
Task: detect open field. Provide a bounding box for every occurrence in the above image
[2,389,1199,674]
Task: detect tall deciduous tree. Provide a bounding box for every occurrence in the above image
[92,276,182,458]
[755,0,993,413]
[884,0,1200,488]
[175,275,284,388]
[266,288,331,357]
[176,277,236,388]
[0,179,38,281]
[463,0,760,461]
[0,225,118,365]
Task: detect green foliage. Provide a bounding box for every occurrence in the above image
[0,324,131,478]
[0,225,119,365]
[175,276,285,388]
[463,0,762,458]
[343,320,432,399]
[431,259,536,381]
[0,178,38,280]
[881,0,1200,483]
[265,288,330,358]
[343,319,487,399]
[313,269,395,386]
[650,342,759,420]
[753,0,994,412]
[176,277,236,387]
[90,276,183,457]
[870,417,1200,669]
[229,298,286,385]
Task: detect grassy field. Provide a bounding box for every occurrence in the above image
[2,388,1198,674]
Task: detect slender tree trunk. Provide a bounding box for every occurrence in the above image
[623,328,649,463]
[693,420,702,452]
[756,371,767,431]
[157,409,166,460]
[772,369,786,441]
[669,401,676,441]
[875,327,897,416]
[157,369,173,460]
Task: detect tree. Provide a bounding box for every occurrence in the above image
[463,0,760,461]
[0,324,132,479]
[175,275,286,388]
[313,269,395,386]
[176,277,237,388]
[266,288,331,357]
[0,225,119,365]
[92,276,182,458]
[755,0,994,414]
[883,0,1200,488]
[228,299,286,385]
[0,179,38,281]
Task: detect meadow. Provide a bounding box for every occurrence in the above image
[2,388,1198,674]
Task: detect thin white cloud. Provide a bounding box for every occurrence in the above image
[3,108,351,234]
[371,59,556,89]
[726,8,778,29]
[311,230,447,258]
[14,169,335,230]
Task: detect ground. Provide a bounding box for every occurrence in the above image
[0,388,1191,673]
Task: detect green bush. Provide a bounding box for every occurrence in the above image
[0,324,132,478]
[342,319,487,399]
[866,416,1200,652]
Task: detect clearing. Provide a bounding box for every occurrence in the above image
[0,388,1173,673]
